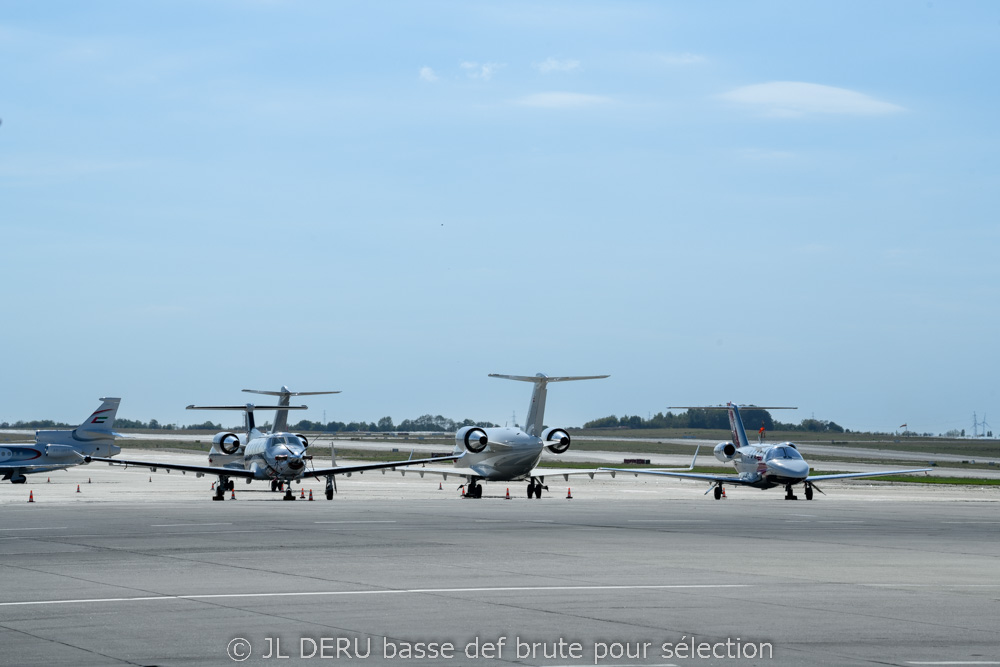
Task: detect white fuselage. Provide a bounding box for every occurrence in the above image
[727,444,811,488]
[209,430,310,481]
[452,427,546,481]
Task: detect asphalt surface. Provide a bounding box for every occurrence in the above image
[0,459,998,667]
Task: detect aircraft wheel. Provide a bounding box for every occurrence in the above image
[805,485,814,501]
[534,484,543,499]
[473,483,483,499]
[212,493,224,501]
[527,482,536,498]
[326,489,334,500]
[714,485,722,500]
[270,480,278,492]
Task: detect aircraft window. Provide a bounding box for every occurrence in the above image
[766,447,803,461]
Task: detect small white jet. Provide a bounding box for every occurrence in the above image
[602,402,931,500]
[409,373,616,498]
[87,389,460,501]
[2,398,122,484]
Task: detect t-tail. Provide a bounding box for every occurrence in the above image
[242,387,341,433]
[727,403,752,449]
[36,397,121,445]
[488,373,609,437]
[669,403,798,452]
[187,402,308,439]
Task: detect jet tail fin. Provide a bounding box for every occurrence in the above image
[489,373,609,437]
[74,397,121,438]
[669,404,797,450]
[242,387,340,433]
[35,397,121,456]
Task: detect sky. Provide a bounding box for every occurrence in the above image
[2,1,998,435]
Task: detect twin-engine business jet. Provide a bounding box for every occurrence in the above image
[1,398,121,484]
[411,373,613,498]
[87,389,460,501]
[602,403,931,500]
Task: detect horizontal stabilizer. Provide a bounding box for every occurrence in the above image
[242,390,341,396]
[186,404,308,411]
[668,405,797,410]
[489,374,610,383]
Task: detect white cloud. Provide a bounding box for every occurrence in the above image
[460,61,503,81]
[419,66,438,83]
[514,92,611,108]
[721,81,905,118]
[534,57,581,74]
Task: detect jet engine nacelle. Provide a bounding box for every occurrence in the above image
[212,432,242,455]
[456,426,488,453]
[541,427,571,454]
[295,434,309,447]
[714,442,736,463]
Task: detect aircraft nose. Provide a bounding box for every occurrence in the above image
[769,459,809,479]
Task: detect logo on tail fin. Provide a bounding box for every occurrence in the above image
[90,410,112,424]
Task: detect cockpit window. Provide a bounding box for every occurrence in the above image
[765,446,803,461]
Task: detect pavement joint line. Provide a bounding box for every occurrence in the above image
[0,527,68,531]
[313,520,396,524]
[149,522,232,527]
[0,584,749,607]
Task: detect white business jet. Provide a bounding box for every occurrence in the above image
[1,398,121,484]
[602,403,931,500]
[87,390,459,501]
[408,373,617,498]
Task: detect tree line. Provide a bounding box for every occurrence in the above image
[582,409,846,433]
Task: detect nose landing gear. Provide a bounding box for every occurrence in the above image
[784,484,798,500]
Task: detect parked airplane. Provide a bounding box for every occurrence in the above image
[404,373,619,498]
[86,393,460,501]
[601,403,931,500]
[2,398,121,483]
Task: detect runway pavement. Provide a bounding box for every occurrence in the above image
[0,456,997,666]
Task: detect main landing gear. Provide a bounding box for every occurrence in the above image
[270,480,286,493]
[804,482,814,501]
[714,484,723,500]
[213,476,234,501]
[527,479,547,499]
[326,476,335,500]
[462,481,483,498]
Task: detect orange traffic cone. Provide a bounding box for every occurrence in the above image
[438,482,442,490]
[231,488,236,500]
[566,487,573,499]
[460,485,465,497]
[211,482,215,490]
[28,490,35,503]
[47,477,50,483]
[148,476,152,482]
[505,487,511,500]
[308,489,314,501]
[300,487,305,499]
[76,484,81,493]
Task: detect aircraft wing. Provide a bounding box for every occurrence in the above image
[302,454,462,479]
[599,468,760,486]
[85,455,256,478]
[806,468,932,482]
